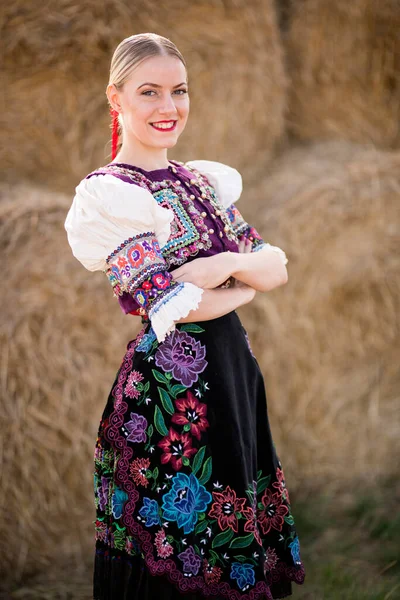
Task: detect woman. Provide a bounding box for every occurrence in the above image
[65,33,305,600]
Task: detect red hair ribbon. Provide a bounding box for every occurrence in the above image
[110,107,119,161]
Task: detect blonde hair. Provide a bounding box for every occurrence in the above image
[107,33,187,156]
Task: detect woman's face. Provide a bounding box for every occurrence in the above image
[109,54,189,150]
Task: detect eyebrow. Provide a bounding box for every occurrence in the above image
[137,82,188,90]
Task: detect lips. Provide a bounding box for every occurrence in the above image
[150,120,177,131]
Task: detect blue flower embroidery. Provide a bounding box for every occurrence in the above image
[136,328,157,353]
[111,486,128,519]
[289,536,302,564]
[139,497,161,527]
[230,562,255,591]
[161,472,212,534]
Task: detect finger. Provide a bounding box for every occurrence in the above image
[244,238,253,253]
[238,238,246,253]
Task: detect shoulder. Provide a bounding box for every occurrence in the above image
[184,160,242,207]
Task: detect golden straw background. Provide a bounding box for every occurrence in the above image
[1,0,399,598]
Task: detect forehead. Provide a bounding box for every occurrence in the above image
[127,55,187,87]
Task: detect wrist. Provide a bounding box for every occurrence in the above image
[226,251,243,277]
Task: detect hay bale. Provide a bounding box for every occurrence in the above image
[0,0,286,191]
[0,182,137,587]
[284,0,400,148]
[239,140,400,491]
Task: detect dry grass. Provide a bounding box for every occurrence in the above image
[0,182,139,588]
[0,0,286,192]
[240,140,400,492]
[284,0,400,147]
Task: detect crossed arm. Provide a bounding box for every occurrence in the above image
[170,238,288,324]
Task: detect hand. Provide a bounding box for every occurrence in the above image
[170,252,237,289]
[238,236,253,254]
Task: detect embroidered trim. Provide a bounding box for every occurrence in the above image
[225,205,265,251]
[104,231,167,297]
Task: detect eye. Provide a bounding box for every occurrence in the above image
[142,90,156,96]
[174,89,188,95]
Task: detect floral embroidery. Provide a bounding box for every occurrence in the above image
[225,204,265,251]
[93,321,305,597]
[154,329,207,387]
[230,562,256,591]
[121,412,148,443]
[158,428,197,471]
[138,497,161,527]
[178,545,202,576]
[161,472,212,534]
[124,370,144,399]
[155,528,174,558]
[130,457,151,487]
[264,547,279,573]
[208,485,247,533]
[272,467,291,504]
[111,487,129,519]
[203,559,223,584]
[289,536,302,565]
[171,391,209,440]
[258,488,289,535]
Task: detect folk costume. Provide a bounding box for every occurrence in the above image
[65,157,306,600]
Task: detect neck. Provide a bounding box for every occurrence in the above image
[113,139,170,171]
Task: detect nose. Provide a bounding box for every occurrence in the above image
[158,92,178,116]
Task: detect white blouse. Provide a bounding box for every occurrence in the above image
[65,160,287,342]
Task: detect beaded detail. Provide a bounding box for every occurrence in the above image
[225,205,265,251]
[88,163,241,267]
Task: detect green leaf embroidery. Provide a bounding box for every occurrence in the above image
[154,405,168,436]
[152,467,159,480]
[183,423,191,432]
[158,387,174,415]
[151,369,168,384]
[192,446,206,475]
[194,519,208,534]
[180,324,205,334]
[170,384,187,398]
[198,456,212,486]
[182,456,190,466]
[284,514,295,525]
[147,424,154,438]
[257,475,271,494]
[212,528,234,548]
[229,533,254,549]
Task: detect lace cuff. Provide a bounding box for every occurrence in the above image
[253,243,288,265]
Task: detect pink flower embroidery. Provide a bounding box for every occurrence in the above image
[158,428,197,471]
[208,486,246,533]
[203,559,223,584]
[171,391,209,440]
[257,488,289,535]
[272,467,290,504]
[264,547,279,573]
[130,457,151,487]
[124,370,144,399]
[154,528,174,558]
[242,506,262,546]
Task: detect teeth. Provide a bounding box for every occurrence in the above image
[152,122,175,130]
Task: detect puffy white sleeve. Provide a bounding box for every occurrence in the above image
[184,160,288,265]
[64,174,204,343]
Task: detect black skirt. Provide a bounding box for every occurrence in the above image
[93,311,305,599]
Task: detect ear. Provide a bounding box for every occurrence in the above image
[106,84,122,113]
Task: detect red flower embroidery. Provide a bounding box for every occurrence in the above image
[130,457,151,487]
[203,559,223,584]
[257,488,289,535]
[242,506,262,546]
[158,428,197,471]
[154,528,174,558]
[272,467,290,504]
[264,547,279,573]
[208,486,246,533]
[171,391,209,440]
[152,272,171,290]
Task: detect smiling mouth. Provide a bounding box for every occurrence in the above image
[150,121,177,131]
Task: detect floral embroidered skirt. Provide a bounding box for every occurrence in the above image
[93,311,306,599]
